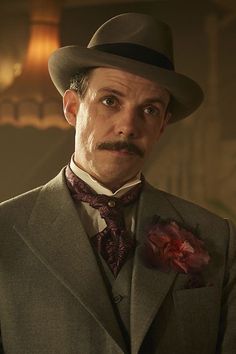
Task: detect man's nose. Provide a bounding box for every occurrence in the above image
[114,108,139,138]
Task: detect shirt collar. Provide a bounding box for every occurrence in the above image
[69,155,141,197]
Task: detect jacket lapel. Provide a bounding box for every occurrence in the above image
[131,183,183,354]
[14,170,127,353]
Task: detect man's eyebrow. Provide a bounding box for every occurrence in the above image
[97,87,126,97]
[142,97,167,108]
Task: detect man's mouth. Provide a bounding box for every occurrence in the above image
[97,141,144,157]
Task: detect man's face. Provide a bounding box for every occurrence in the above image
[63,67,171,191]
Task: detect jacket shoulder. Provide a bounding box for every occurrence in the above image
[147,183,229,233]
[0,186,42,222]
[0,168,65,220]
[162,189,224,221]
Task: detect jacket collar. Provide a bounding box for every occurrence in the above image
[14,170,185,354]
[14,169,127,353]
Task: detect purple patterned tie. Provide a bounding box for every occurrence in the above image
[65,166,144,277]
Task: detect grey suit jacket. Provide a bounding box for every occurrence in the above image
[0,169,235,354]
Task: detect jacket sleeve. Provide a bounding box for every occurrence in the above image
[217,219,236,353]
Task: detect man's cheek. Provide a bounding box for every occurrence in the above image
[86,133,96,153]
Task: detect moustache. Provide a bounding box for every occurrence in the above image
[97,140,144,157]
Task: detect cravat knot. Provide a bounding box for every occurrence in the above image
[65,165,144,277]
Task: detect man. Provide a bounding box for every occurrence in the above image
[0,12,235,354]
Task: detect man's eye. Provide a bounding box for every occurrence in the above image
[102,96,117,107]
[143,106,160,116]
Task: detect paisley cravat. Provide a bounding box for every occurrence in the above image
[65,166,144,277]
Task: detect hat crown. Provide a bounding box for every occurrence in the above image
[48,12,203,122]
[88,13,174,63]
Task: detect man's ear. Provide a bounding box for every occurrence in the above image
[63,89,80,127]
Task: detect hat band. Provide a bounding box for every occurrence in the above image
[90,43,174,71]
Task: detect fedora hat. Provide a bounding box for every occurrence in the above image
[48,12,203,123]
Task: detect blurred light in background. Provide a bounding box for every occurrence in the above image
[0,0,69,129]
[0,58,22,91]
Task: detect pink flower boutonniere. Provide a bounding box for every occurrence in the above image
[144,216,210,274]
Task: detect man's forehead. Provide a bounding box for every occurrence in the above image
[88,67,170,99]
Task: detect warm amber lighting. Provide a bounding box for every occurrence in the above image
[25,25,60,72]
[0,59,16,91]
[0,0,68,130]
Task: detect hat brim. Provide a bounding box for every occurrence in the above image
[48,45,204,123]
